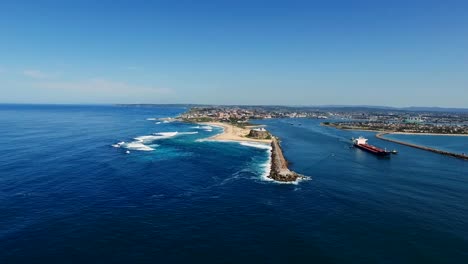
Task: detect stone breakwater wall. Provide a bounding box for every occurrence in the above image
[376,133,468,160]
[269,137,307,182]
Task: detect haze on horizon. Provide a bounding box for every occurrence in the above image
[1,0,467,108]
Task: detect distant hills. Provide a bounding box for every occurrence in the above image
[400,106,468,113]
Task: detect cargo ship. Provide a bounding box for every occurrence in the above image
[353,137,391,156]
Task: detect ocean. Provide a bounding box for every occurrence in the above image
[1,104,468,263]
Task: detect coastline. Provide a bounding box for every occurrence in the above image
[376,132,468,160]
[324,123,468,160]
[269,137,307,183]
[322,124,468,136]
[385,132,468,137]
[201,122,272,143]
[201,121,307,183]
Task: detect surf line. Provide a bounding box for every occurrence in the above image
[269,137,308,182]
[195,121,309,183]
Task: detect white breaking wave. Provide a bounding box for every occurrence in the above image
[240,142,272,150]
[134,135,161,142]
[134,132,179,143]
[146,118,158,121]
[113,131,198,152]
[111,141,125,148]
[260,146,273,181]
[124,142,155,151]
[192,134,303,184]
[192,125,214,131]
[178,132,198,135]
[112,141,155,151]
[252,142,303,185]
[155,122,161,124]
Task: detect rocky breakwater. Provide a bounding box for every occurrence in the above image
[376,132,468,160]
[269,137,307,182]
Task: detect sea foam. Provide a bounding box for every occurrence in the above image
[244,142,303,184]
[178,132,198,135]
[237,141,273,181]
[260,146,273,181]
[112,141,155,151]
[134,132,179,142]
[240,142,272,150]
[192,125,213,131]
[123,142,155,151]
[113,131,198,152]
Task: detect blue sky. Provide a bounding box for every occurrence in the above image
[1,0,467,107]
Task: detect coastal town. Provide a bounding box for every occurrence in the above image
[176,105,468,135]
[173,105,468,162]
[323,121,468,135]
[177,106,328,123]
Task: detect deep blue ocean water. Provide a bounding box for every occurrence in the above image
[1,105,468,263]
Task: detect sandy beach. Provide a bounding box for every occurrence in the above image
[201,122,272,143]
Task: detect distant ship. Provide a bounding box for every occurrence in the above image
[352,137,391,156]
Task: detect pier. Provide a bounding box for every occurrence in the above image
[269,137,307,182]
[376,133,468,160]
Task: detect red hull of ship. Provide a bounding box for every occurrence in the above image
[355,143,390,156]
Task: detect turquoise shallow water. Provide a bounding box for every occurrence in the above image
[1,105,468,263]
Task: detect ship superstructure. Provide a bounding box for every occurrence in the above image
[353,137,390,156]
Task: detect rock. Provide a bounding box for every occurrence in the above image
[248,128,271,139]
[268,137,307,182]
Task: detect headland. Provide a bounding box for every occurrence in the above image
[176,106,306,183]
[202,122,306,182]
[202,122,272,143]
